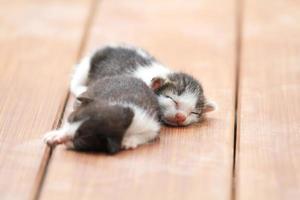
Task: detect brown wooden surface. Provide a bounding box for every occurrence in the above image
[235,0,300,199]
[1,0,300,199]
[40,0,237,200]
[0,0,92,199]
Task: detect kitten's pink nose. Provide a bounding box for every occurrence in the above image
[175,113,186,123]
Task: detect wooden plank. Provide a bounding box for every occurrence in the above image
[40,0,237,199]
[236,0,300,199]
[0,0,93,199]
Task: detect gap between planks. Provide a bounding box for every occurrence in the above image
[31,0,100,199]
[232,0,244,200]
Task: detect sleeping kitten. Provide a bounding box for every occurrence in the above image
[71,44,216,126]
[44,76,160,154]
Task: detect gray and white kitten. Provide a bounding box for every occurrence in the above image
[71,44,216,126]
[44,76,160,154]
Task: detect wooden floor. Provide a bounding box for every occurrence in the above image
[0,0,299,199]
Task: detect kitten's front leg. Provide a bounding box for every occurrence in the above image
[43,129,72,146]
[43,121,83,147]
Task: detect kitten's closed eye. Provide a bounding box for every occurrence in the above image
[165,95,178,106]
[190,112,201,115]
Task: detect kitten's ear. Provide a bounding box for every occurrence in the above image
[106,137,122,154]
[150,77,166,90]
[151,77,174,91]
[203,100,217,113]
[76,92,93,104]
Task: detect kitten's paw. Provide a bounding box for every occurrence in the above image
[122,138,140,150]
[43,130,68,146]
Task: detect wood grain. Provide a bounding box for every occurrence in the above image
[235,0,300,199]
[0,0,92,199]
[40,0,237,199]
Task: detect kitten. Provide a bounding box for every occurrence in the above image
[71,44,216,126]
[44,76,160,154]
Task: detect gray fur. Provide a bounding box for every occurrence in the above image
[69,76,160,154]
[88,76,160,117]
[88,46,155,83]
[69,102,134,154]
[87,45,208,123]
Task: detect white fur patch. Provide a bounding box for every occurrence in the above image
[177,91,198,112]
[136,48,150,58]
[117,104,160,149]
[43,120,85,146]
[70,55,91,97]
[133,62,171,86]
